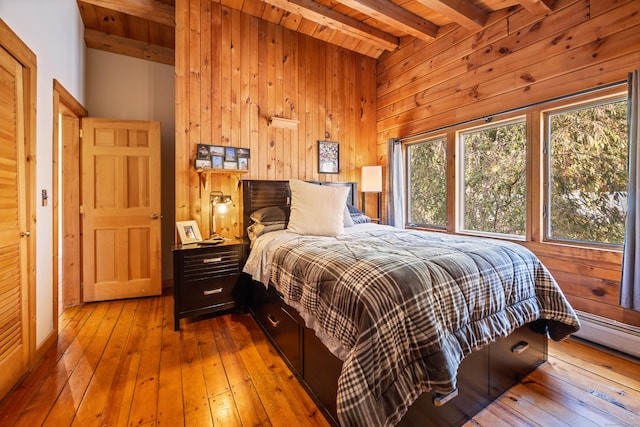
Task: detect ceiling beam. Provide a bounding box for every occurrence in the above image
[414,0,486,31]
[519,0,554,15]
[84,28,175,65]
[262,0,399,51]
[336,0,438,41]
[79,0,175,27]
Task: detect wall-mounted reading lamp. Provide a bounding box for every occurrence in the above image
[361,165,382,224]
[210,191,233,237]
[268,117,299,129]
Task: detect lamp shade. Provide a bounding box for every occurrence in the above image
[361,165,382,192]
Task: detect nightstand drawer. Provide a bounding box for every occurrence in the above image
[183,248,241,281]
[179,275,237,312]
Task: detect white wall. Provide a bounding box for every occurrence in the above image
[85,48,175,282]
[0,0,86,348]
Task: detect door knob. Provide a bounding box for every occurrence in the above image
[150,213,160,219]
[20,231,30,237]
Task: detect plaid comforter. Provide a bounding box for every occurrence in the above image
[264,227,580,426]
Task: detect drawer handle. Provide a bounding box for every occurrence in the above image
[203,288,223,296]
[511,341,530,354]
[267,314,280,328]
[433,388,458,407]
[203,257,223,263]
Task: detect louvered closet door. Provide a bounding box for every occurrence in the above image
[0,46,30,399]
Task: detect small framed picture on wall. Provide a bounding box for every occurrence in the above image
[197,144,210,159]
[211,155,224,169]
[318,141,339,174]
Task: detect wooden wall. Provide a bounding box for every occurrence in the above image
[377,0,640,326]
[175,0,377,238]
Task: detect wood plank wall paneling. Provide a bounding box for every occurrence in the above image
[376,0,640,326]
[176,0,377,238]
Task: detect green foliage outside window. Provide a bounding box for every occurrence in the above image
[405,93,628,246]
[408,138,447,227]
[462,121,527,236]
[548,100,628,245]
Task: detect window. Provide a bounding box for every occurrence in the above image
[403,85,628,248]
[407,137,447,228]
[546,99,628,245]
[459,120,527,237]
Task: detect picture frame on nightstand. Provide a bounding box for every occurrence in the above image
[176,220,202,244]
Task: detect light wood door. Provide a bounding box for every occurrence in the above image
[0,46,30,399]
[81,118,162,302]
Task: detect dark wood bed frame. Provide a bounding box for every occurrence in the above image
[240,179,548,426]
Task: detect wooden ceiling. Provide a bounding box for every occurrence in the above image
[77,0,555,64]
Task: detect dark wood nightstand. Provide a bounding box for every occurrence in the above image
[172,239,247,330]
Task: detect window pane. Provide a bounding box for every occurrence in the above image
[548,100,628,245]
[408,138,447,227]
[461,121,527,236]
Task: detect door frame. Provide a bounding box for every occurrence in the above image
[0,19,37,365]
[52,80,87,322]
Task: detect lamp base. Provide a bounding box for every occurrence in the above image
[361,192,381,224]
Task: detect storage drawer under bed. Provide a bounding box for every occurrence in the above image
[248,279,548,427]
[249,284,303,373]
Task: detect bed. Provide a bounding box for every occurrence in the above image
[240,179,580,427]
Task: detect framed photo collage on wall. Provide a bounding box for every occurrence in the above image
[195,144,250,171]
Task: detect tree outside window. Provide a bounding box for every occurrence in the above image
[459,120,527,237]
[547,100,628,245]
[408,137,447,228]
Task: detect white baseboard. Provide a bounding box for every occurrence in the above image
[572,310,640,359]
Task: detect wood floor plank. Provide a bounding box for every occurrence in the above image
[13,301,116,427]
[221,314,305,426]
[193,316,231,398]
[100,352,142,427]
[210,390,242,427]
[38,301,125,427]
[0,302,96,426]
[2,294,639,427]
[464,398,541,427]
[156,294,185,427]
[180,319,214,426]
[57,304,81,332]
[210,315,271,426]
[548,339,640,392]
[494,386,577,426]
[70,299,139,427]
[526,362,640,426]
[126,296,164,426]
[537,357,640,417]
[230,313,330,426]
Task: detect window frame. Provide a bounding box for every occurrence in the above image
[401,84,628,251]
[406,135,448,230]
[542,93,628,249]
[456,116,528,240]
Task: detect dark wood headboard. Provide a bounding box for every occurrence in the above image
[241,180,358,239]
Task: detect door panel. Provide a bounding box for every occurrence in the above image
[0,45,29,399]
[81,118,162,302]
[60,111,81,308]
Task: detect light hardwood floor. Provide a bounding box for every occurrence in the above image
[1,291,639,426]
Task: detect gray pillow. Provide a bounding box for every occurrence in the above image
[250,206,290,224]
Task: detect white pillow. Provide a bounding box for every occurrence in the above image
[288,179,350,236]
